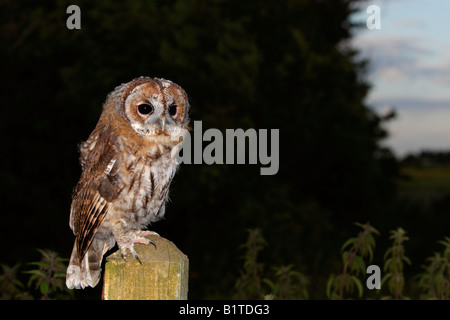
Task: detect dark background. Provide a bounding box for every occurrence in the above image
[1,0,450,299]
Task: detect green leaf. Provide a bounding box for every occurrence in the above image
[354,222,364,229]
[368,225,380,236]
[36,249,52,261]
[380,273,391,287]
[366,244,374,263]
[262,278,277,294]
[326,274,335,299]
[54,272,67,278]
[438,238,450,248]
[384,258,392,272]
[383,247,393,260]
[40,280,48,295]
[56,257,70,262]
[368,234,376,250]
[355,256,366,275]
[27,261,49,267]
[402,256,412,266]
[342,251,351,264]
[341,238,355,252]
[23,269,46,277]
[350,276,363,298]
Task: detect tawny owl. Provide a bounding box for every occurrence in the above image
[66,77,190,289]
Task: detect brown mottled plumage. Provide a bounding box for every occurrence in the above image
[66,77,190,289]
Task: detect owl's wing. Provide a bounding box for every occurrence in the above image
[70,124,123,260]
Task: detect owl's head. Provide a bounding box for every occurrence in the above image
[105,77,190,140]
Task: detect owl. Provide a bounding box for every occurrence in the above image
[66,77,190,289]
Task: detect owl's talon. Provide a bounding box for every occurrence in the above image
[149,239,157,250]
[133,236,157,250]
[137,231,158,249]
[133,252,142,265]
[120,248,142,264]
[117,230,157,263]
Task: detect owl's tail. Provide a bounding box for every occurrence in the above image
[66,238,111,289]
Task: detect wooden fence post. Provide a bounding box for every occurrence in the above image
[102,235,188,300]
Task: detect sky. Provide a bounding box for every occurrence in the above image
[351,0,450,158]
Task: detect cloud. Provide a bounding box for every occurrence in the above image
[353,34,450,94]
[349,0,450,156]
[394,19,427,29]
[353,35,433,79]
[370,98,450,110]
[417,53,450,86]
[369,98,450,156]
[384,106,450,157]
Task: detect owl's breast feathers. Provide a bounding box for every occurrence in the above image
[70,121,178,260]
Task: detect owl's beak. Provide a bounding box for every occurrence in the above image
[160,116,166,132]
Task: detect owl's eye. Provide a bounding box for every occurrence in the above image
[168,104,177,117]
[137,103,154,116]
